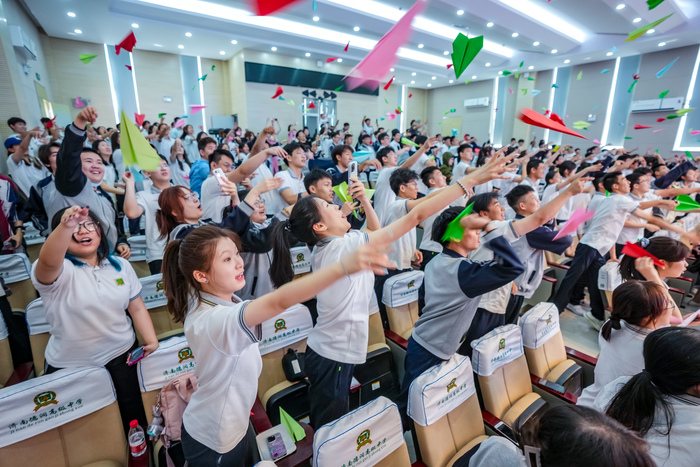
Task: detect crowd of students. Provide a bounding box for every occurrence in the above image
[2,105,700,466]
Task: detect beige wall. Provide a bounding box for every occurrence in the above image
[200,57,230,124]
[132,50,185,123]
[426,79,495,142]
[228,50,248,128]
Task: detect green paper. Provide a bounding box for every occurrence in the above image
[577,71,583,80]
[676,108,695,116]
[79,54,98,64]
[686,151,694,160]
[675,194,700,211]
[659,90,669,99]
[119,110,162,171]
[464,79,472,85]
[626,14,673,42]
[199,74,208,81]
[647,0,664,10]
[625,136,633,139]
[514,71,520,79]
[397,105,402,113]
[288,100,295,106]
[279,407,305,442]
[521,88,527,95]
[605,190,610,197]
[502,70,511,76]
[335,85,344,91]
[573,121,590,130]
[667,114,679,119]
[628,79,638,93]
[519,61,524,68]
[332,182,374,219]
[441,204,474,242]
[450,33,483,79]
[158,113,166,118]
[401,137,419,147]
[211,65,215,70]
[528,77,535,81]
[385,98,389,104]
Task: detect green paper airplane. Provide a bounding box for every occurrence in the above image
[519,61,524,68]
[450,34,483,79]
[676,108,695,116]
[442,204,474,242]
[577,71,583,80]
[332,182,375,218]
[385,98,389,104]
[279,407,305,442]
[465,79,472,85]
[79,54,98,64]
[211,65,215,71]
[605,190,610,197]
[199,74,208,81]
[659,90,669,99]
[626,14,673,42]
[667,114,679,119]
[158,113,166,118]
[335,85,343,91]
[401,137,420,147]
[528,77,535,81]
[502,70,511,76]
[686,151,694,160]
[628,79,638,93]
[675,194,700,211]
[647,0,665,10]
[119,110,162,171]
[625,136,633,139]
[573,121,590,130]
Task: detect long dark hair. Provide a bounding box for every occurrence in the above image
[516,405,654,467]
[50,208,121,271]
[269,196,323,288]
[156,186,191,240]
[601,281,669,341]
[619,237,689,281]
[162,225,241,323]
[92,140,114,166]
[606,327,700,437]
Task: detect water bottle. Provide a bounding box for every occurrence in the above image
[128,420,147,457]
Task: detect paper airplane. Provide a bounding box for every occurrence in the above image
[271,85,284,99]
[115,31,136,55]
[79,54,98,64]
[518,108,587,139]
[120,110,161,171]
[626,14,673,42]
[450,33,483,79]
[134,113,145,127]
[189,105,207,114]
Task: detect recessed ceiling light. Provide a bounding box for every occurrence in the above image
[457,9,464,15]
[528,66,534,70]
[412,72,416,76]
[185,32,192,37]
[67,12,76,17]
[606,51,614,56]
[487,22,494,27]
[219,51,226,55]
[231,40,238,44]
[411,80,415,84]
[74,29,82,34]
[418,44,424,48]
[132,23,139,28]
[616,3,625,10]
[312,16,319,21]
[178,44,184,49]
[443,51,449,55]
[154,43,162,47]
[472,75,477,79]
[512,32,519,37]
[390,67,395,71]
[449,79,454,83]
[646,28,655,34]
[485,62,491,67]
[551,49,558,54]
[337,58,342,62]
[431,76,436,80]
[427,84,432,87]
[353,26,360,31]
[498,71,503,75]
[633,17,642,23]
[658,42,666,46]
[305,52,311,57]
[271,46,277,51]
[564,59,570,63]
[533,41,540,46]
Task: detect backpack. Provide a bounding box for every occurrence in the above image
[153,372,198,467]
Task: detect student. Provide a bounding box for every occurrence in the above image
[189,137,219,196]
[4,130,47,196]
[361,116,374,139]
[162,225,390,465]
[389,129,402,152]
[200,149,239,223]
[270,152,515,429]
[25,143,59,236]
[596,327,700,467]
[542,162,601,223]
[551,172,698,329]
[651,159,694,190]
[0,174,24,254]
[46,106,130,258]
[327,145,381,186]
[521,158,546,196]
[305,169,366,230]
[356,133,375,156]
[32,206,158,433]
[155,123,175,157]
[449,144,473,185]
[577,279,673,408]
[169,139,192,188]
[417,166,449,268]
[267,142,308,213]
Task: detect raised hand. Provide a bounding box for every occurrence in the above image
[75,106,98,129]
[60,206,90,230]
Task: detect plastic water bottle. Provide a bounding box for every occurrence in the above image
[128,420,147,457]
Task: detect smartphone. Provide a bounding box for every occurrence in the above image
[348,161,358,182]
[213,168,228,187]
[267,433,287,459]
[127,346,145,366]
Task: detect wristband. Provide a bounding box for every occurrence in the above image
[456,181,470,196]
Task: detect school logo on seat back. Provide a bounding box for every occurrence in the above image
[274,319,287,333]
[407,280,415,289]
[356,429,372,451]
[177,347,194,363]
[498,338,506,351]
[33,391,58,412]
[446,378,457,392]
[296,253,305,263]
[156,281,164,292]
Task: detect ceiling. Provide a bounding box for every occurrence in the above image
[21,0,700,89]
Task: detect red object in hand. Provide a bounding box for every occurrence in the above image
[621,242,664,267]
[634,124,653,130]
[271,85,284,99]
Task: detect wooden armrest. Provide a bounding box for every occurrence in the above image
[384,329,408,350]
[251,397,273,433]
[481,410,517,444]
[530,374,578,404]
[277,423,315,467]
[5,362,33,387]
[542,275,557,283]
[547,262,570,270]
[565,346,598,366]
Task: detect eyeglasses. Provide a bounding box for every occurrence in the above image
[183,192,200,202]
[254,199,265,208]
[74,221,98,234]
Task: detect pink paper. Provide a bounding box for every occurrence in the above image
[653,129,664,133]
[189,105,207,114]
[173,118,187,129]
[343,0,426,90]
[691,130,700,135]
[271,155,279,174]
[553,208,594,240]
[593,139,601,145]
[509,88,513,94]
[75,96,84,108]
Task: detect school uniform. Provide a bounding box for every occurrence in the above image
[389,140,401,152]
[268,169,306,214]
[373,167,398,225]
[181,292,260,465]
[30,256,147,432]
[411,153,433,194]
[183,135,200,161]
[237,216,282,300]
[201,175,232,223]
[135,185,167,274]
[169,201,254,241]
[6,154,46,197]
[188,160,211,198]
[552,193,639,319]
[450,160,470,185]
[306,230,378,428]
[24,174,53,236]
[157,137,175,158]
[616,191,659,255]
[170,159,191,188]
[653,160,694,189]
[418,187,448,268]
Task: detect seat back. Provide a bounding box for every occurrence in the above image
[137,333,193,424]
[139,274,182,338]
[408,354,485,467]
[23,221,46,263]
[0,314,12,386]
[25,299,49,376]
[0,366,127,466]
[313,396,410,467]
[291,245,312,279]
[382,271,423,339]
[0,253,36,311]
[520,303,566,378]
[472,325,530,419]
[127,235,150,277]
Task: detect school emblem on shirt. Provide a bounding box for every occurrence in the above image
[156,281,164,292]
[498,338,506,351]
[546,314,552,325]
[296,253,305,263]
[274,319,287,333]
[33,391,58,412]
[178,347,194,363]
[407,280,415,289]
[115,278,125,286]
[356,429,372,451]
[446,378,457,392]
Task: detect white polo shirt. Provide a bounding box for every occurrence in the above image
[580,193,639,256]
[201,175,231,223]
[182,292,261,454]
[249,163,277,215]
[617,191,659,245]
[170,159,191,188]
[419,187,447,253]
[450,161,470,185]
[135,186,166,263]
[30,257,140,368]
[374,166,398,225]
[269,169,306,214]
[6,156,46,196]
[307,231,378,364]
[383,198,416,270]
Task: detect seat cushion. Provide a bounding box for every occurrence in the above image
[261,380,295,408]
[446,435,490,467]
[502,392,542,426]
[545,359,577,383]
[367,342,390,354]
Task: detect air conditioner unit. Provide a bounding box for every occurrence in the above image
[9,25,37,61]
[630,97,683,113]
[464,97,489,108]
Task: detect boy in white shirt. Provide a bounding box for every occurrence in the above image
[200,149,238,223]
[521,158,546,196]
[268,142,308,213]
[449,144,474,185]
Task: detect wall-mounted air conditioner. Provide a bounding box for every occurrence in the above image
[9,25,38,61]
[464,97,489,108]
[630,97,683,113]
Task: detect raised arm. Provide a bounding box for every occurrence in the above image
[399,136,437,170]
[35,206,88,285]
[55,107,97,197]
[634,209,700,243]
[121,172,144,219]
[512,180,587,236]
[227,146,287,184]
[250,126,274,157]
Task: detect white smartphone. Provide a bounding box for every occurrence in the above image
[348,161,358,182]
[213,168,228,187]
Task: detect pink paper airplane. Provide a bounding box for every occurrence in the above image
[553,209,595,240]
[189,105,207,114]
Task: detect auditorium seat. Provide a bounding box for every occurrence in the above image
[382,271,423,339]
[0,366,128,466]
[408,354,489,467]
[290,245,312,279]
[138,274,182,340]
[25,299,48,377]
[358,171,369,189]
[519,303,583,397]
[369,171,379,189]
[0,316,14,387]
[523,275,557,309]
[471,325,547,431]
[127,235,150,278]
[23,221,46,264]
[0,253,37,312]
[312,396,410,467]
[257,304,313,426]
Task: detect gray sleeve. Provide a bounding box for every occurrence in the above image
[469,437,526,467]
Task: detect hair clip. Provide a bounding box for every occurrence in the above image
[639,237,650,248]
[524,445,542,467]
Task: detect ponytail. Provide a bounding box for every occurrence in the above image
[604,281,668,341]
[269,221,294,288]
[162,238,188,323]
[620,237,689,281]
[605,371,671,437]
[600,315,621,341]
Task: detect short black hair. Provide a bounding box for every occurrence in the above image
[506,184,535,211]
[331,144,353,165]
[376,132,389,142]
[420,166,441,187]
[389,168,419,195]
[558,161,576,176]
[458,143,471,156]
[37,143,61,167]
[627,172,645,190]
[330,131,341,138]
[209,148,235,165]
[433,206,466,248]
[376,147,394,166]
[7,117,25,127]
[343,122,350,127]
[360,133,372,143]
[527,159,543,175]
[304,169,331,192]
[391,129,401,137]
[198,137,217,153]
[467,192,500,214]
[633,166,652,176]
[603,171,623,192]
[283,142,306,157]
[651,163,666,175]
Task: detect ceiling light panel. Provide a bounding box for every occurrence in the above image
[495,0,586,43]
